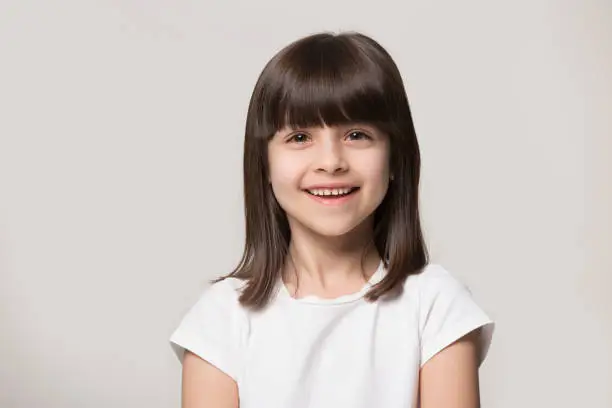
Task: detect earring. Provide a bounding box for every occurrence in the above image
[390,174,394,181]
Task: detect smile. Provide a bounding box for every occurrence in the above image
[303,187,360,205]
[306,187,359,197]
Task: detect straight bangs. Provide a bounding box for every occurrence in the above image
[256,34,400,137]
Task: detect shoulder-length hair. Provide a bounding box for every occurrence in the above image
[216,31,429,309]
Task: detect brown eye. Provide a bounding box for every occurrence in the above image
[346,130,371,141]
[288,133,311,144]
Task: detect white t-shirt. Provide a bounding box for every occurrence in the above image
[169,262,495,408]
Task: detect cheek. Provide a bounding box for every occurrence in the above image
[357,150,390,185]
[268,152,302,193]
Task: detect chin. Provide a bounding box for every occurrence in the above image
[294,216,371,239]
[310,224,357,238]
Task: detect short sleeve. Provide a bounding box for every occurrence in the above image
[169,279,247,381]
[417,264,495,368]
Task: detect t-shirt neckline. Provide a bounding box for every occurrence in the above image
[277,260,386,305]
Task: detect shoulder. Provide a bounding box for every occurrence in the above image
[400,263,467,298]
[413,263,469,293]
[208,276,248,298]
[408,262,482,316]
[195,276,249,315]
[406,263,495,367]
[173,276,250,334]
[170,276,250,380]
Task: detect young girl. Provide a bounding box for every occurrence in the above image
[170,31,494,408]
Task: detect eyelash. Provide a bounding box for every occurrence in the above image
[287,133,311,144]
[346,130,371,141]
[286,130,372,143]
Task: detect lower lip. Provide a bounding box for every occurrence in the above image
[304,189,359,206]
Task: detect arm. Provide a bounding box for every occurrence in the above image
[181,350,239,408]
[419,328,482,408]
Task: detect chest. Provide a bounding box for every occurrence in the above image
[237,300,422,408]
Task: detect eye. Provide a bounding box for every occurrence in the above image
[346,130,371,141]
[287,132,311,144]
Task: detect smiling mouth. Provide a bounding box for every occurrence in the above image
[304,187,360,198]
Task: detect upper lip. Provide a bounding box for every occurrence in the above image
[303,183,359,190]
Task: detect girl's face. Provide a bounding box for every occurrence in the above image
[268,123,390,238]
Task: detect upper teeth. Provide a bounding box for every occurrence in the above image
[308,188,353,196]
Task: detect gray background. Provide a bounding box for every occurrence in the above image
[1,1,610,407]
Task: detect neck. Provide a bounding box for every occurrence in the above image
[283,216,381,293]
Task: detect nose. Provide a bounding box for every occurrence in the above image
[315,136,348,174]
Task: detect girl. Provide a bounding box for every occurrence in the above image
[170,31,494,408]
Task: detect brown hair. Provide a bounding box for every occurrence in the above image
[215,31,429,309]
